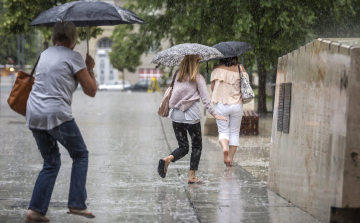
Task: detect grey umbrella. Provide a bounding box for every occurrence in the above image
[151,43,224,67]
[29,0,145,53]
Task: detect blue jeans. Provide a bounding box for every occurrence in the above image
[29,119,88,215]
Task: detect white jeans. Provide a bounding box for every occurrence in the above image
[215,103,243,146]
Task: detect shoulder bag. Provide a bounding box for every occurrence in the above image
[7,55,41,116]
[157,70,178,117]
[238,64,255,104]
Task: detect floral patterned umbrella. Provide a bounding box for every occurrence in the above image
[151,43,224,67]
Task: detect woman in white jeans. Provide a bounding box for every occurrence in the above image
[211,56,249,166]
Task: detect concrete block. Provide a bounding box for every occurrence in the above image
[268,39,360,223]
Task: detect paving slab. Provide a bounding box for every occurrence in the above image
[0,90,320,223]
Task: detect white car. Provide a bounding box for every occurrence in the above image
[98,80,131,90]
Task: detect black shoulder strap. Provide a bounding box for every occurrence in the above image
[28,54,42,83]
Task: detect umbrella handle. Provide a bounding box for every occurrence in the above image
[87,26,89,54]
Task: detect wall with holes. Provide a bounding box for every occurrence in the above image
[268,38,360,223]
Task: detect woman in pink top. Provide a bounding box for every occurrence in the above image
[157,55,227,184]
[211,57,250,166]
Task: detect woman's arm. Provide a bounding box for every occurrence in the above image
[76,54,97,97]
[197,75,227,121]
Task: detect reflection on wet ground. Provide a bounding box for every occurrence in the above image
[207,114,272,184]
[0,90,319,222]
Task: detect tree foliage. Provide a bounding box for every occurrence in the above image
[0,0,104,69]
[0,0,38,65]
[0,0,103,44]
[109,25,144,73]
[111,0,360,114]
[0,33,39,65]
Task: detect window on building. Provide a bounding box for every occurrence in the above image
[98,37,113,49]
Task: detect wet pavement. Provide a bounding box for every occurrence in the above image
[0,90,319,222]
[206,114,272,184]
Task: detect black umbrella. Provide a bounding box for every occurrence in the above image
[210,41,253,61]
[203,41,253,78]
[29,0,145,53]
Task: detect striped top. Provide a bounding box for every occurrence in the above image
[168,101,201,124]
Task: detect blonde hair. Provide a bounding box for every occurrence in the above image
[52,21,78,48]
[177,55,201,82]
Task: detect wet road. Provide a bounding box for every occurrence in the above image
[0,90,319,223]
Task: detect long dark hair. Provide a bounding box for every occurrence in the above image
[219,56,238,67]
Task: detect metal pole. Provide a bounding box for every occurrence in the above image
[123,71,125,90]
[15,35,19,85]
[36,30,39,58]
[87,26,89,55]
[0,69,1,110]
[22,34,25,70]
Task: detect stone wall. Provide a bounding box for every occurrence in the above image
[268,38,360,223]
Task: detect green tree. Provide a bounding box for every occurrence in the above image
[109,24,146,86]
[0,0,39,66]
[0,0,103,48]
[109,25,144,73]
[110,0,360,114]
[0,33,40,66]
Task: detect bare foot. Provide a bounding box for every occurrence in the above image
[229,160,233,166]
[163,157,172,173]
[223,150,230,166]
[68,208,95,218]
[25,209,50,222]
[188,177,203,184]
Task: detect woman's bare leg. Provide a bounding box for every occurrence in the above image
[228,146,237,166]
[219,139,231,166]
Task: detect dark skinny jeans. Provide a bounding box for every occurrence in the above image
[171,121,202,170]
[28,119,88,215]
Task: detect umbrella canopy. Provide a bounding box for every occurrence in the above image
[29,0,145,27]
[151,43,224,67]
[205,41,253,61]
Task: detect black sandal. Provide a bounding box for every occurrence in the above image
[157,159,166,178]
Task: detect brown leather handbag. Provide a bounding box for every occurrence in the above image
[7,56,40,116]
[157,70,178,117]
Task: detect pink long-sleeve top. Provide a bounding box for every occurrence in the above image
[169,73,216,116]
